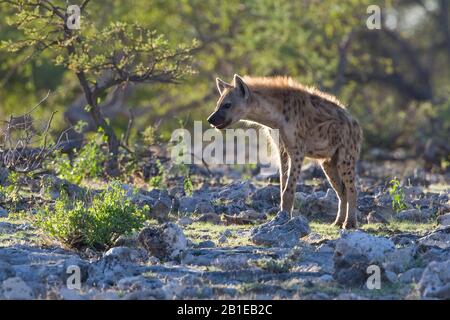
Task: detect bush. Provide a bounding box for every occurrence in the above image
[141,125,160,147]
[54,132,107,184]
[35,181,147,249]
[388,178,407,213]
[0,171,21,203]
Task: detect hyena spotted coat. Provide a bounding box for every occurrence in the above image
[208,74,363,229]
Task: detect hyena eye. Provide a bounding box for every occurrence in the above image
[221,103,232,109]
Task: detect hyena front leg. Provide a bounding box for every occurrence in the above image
[336,153,358,229]
[321,159,347,228]
[280,148,304,216]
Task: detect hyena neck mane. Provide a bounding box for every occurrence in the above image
[241,76,345,130]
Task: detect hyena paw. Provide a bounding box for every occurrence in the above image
[331,219,344,228]
[342,220,358,230]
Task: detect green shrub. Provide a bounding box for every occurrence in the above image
[171,162,194,196]
[388,178,407,213]
[54,132,107,184]
[141,125,160,146]
[148,159,165,188]
[35,181,147,249]
[183,174,194,196]
[0,171,24,203]
[149,175,163,188]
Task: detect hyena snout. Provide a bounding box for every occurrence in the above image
[207,110,231,129]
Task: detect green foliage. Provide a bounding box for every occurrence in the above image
[35,181,147,249]
[441,158,450,171]
[148,175,163,189]
[172,162,194,196]
[54,133,107,184]
[388,178,407,213]
[141,125,159,146]
[0,2,196,84]
[0,0,196,154]
[0,171,24,203]
[148,160,165,188]
[183,174,194,197]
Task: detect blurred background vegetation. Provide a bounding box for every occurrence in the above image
[0,0,449,170]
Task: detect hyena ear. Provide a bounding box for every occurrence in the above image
[216,78,232,95]
[233,74,250,100]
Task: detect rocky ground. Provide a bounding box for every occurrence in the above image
[0,160,449,300]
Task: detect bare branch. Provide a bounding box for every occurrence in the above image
[0,91,71,173]
[123,108,135,148]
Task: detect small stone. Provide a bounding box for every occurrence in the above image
[336,293,367,300]
[294,189,338,219]
[0,167,9,185]
[215,181,256,201]
[239,209,266,221]
[318,274,334,282]
[0,222,17,234]
[138,223,188,260]
[197,240,216,248]
[266,207,279,216]
[0,206,8,218]
[177,217,194,226]
[2,277,35,300]
[251,185,280,203]
[403,186,423,200]
[179,196,210,214]
[333,251,370,287]
[92,292,120,300]
[396,208,431,222]
[419,260,450,299]
[333,231,395,287]
[150,199,171,221]
[222,230,232,237]
[250,211,310,247]
[366,211,388,224]
[305,232,323,243]
[103,246,144,263]
[383,246,415,273]
[218,235,227,244]
[116,276,151,291]
[195,213,221,224]
[194,202,215,214]
[114,234,139,247]
[0,261,13,282]
[389,233,419,246]
[58,287,86,300]
[418,226,450,250]
[384,270,398,284]
[437,213,450,226]
[148,256,160,265]
[398,268,424,284]
[335,231,395,264]
[316,243,334,253]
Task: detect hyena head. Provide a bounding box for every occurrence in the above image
[207,74,251,129]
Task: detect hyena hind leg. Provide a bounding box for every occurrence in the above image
[322,159,347,228]
[336,156,358,229]
[278,144,289,200]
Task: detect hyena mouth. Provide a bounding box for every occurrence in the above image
[214,119,232,129]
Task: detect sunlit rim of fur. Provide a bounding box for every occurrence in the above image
[242,76,345,109]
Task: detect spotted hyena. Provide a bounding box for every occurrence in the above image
[207,74,363,229]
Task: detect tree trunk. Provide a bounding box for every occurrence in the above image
[64,26,120,175]
[75,72,120,175]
